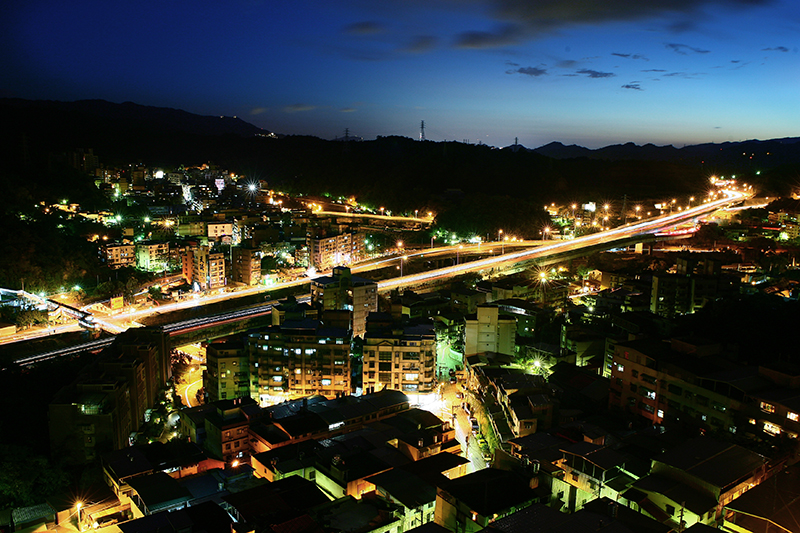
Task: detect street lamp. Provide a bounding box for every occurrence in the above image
[457,245,463,265]
[400,255,407,277]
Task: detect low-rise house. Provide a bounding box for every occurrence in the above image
[631,437,768,528]
[434,468,538,533]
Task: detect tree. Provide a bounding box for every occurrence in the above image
[0,445,69,508]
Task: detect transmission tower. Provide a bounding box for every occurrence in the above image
[420,120,426,141]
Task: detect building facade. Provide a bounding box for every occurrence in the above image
[362,322,437,395]
[104,243,136,269]
[307,232,366,272]
[310,267,377,338]
[464,305,516,356]
[181,245,226,290]
[135,241,170,272]
[231,246,261,286]
[248,321,351,404]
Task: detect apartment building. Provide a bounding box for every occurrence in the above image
[231,246,261,286]
[205,340,251,402]
[181,245,225,290]
[307,232,365,271]
[362,320,437,395]
[135,241,170,272]
[103,242,136,269]
[248,320,351,404]
[464,304,516,357]
[310,266,377,338]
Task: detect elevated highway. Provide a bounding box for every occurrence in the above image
[9,187,748,366]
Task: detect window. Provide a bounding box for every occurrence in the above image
[657,409,665,418]
[321,379,331,386]
[631,369,639,378]
[761,402,776,413]
[764,422,782,436]
[788,412,799,422]
[616,363,625,373]
[665,504,675,516]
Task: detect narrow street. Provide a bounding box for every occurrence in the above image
[438,381,491,473]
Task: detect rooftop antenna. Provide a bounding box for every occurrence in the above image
[420,120,426,141]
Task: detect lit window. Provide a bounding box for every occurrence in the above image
[616,364,624,373]
[295,368,302,374]
[272,376,282,382]
[321,379,331,386]
[749,418,757,425]
[788,412,799,422]
[657,409,664,418]
[761,402,776,413]
[764,422,782,436]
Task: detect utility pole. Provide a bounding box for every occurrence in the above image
[621,194,628,222]
[420,120,426,141]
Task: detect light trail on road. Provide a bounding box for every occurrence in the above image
[377,188,748,291]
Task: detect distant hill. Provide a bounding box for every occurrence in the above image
[0,98,268,138]
[531,137,800,170]
[1,98,799,219]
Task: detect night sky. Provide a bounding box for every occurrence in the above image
[2,0,798,148]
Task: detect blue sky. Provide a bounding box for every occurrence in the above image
[2,0,798,147]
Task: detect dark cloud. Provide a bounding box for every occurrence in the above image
[641,69,667,72]
[668,20,696,33]
[452,0,769,48]
[283,104,315,113]
[455,25,521,49]
[763,46,789,52]
[404,35,437,53]
[576,68,615,78]
[731,59,741,63]
[663,71,705,78]
[557,59,579,68]
[507,65,548,76]
[340,107,357,113]
[343,21,384,36]
[666,43,711,55]
[622,83,643,90]
[505,60,520,67]
[612,52,648,60]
